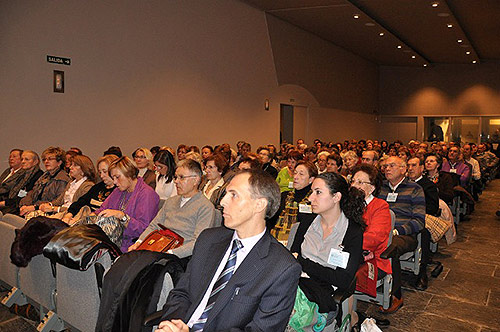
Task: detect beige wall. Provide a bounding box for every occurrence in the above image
[0,0,380,168]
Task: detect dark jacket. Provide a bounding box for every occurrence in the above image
[416,176,440,216]
[95,250,184,332]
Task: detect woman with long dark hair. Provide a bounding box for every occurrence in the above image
[153,149,177,199]
[288,172,366,315]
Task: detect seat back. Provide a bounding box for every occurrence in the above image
[0,220,19,288]
[19,254,56,310]
[55,253,112,332]
[2,213,26,229]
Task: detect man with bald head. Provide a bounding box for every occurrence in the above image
[377,156,426,313]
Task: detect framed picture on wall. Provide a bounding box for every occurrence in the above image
[53,70,64,93]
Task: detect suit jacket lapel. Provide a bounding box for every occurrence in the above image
[185,229,233,320]
[204,232,272,330]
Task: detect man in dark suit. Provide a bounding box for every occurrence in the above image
[157,169,301,332]
[0,149,23,184]
[407,156,440,291]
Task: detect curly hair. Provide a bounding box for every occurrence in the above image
[315,172,366,229]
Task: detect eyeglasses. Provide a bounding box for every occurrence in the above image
[350,179,372,186]
[42,157,57,162]
[174,175,198,181]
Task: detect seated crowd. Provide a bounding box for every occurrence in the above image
[1,137,499,331]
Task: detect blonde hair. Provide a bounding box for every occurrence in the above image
[132,147,154,170]
[108,156,139,179]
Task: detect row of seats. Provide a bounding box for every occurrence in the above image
[0,212,112,332]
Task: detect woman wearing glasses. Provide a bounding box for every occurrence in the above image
[350,164,392,298]
[132,147,156,189]
[202,153,228,201]
[94,156,159,252]
[19,146,71,216]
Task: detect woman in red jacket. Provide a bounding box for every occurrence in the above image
[351,164,392,279]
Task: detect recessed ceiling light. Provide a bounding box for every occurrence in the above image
[397,45,402,49]
[457,39,463,43]
[353,14,359,19]
[466,51,471,55]
[412,55,416,59]
[472,60,477,64]
[447,24,453,28]
[432,2,439,8]
[423,64,428,67]
[379,32,385,36]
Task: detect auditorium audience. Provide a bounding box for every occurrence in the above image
[153,150,177,200]
[257,146,278,178]
[378,156,426,313]
[132,147,156,189]
[61,154,118,224]
[361,150,378,166]
[201,145,213,161]
[202,154,227,201]
[316,151,329,174]
[276,150,303,193]
[94,156,159,252]
[38,155,96,214]
[341,150,359,179]
[128,159,216,258]
[0,150,43,215]
[0,149,23,184]
[176,144,188,161]
[441,146,470,187]
[326,153,343,173]
[425,153,455,204]
[288,172,365,317]
[19,147,71,216]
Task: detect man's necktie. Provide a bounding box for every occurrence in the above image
[192,239,243,332]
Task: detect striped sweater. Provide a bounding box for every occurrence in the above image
[378,178,426,235]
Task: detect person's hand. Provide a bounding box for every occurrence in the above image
[98,209,124,219]
[292,252,298,259]
[156,319,189,332]
[39,203,53,213]
[19,205,35,216]
[128,242,140,252]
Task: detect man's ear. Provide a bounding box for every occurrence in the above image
[254,197,268,215]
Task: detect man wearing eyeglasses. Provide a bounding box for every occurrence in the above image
[128,159,216,259]
[377,156,426,313]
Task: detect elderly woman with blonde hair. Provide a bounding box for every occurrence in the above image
[132,147,156,189]
[93,156,159,252]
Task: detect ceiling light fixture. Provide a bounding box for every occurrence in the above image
[379,32,384,36]
[353,14,359,19]
[412,55,416,59]
[397,45,402,49]
[447,24,453,28]
[423,64,428,67]
[466,51,471,55]
[472,60,477,64]
[431,2,439,8]
[457,39,463,43]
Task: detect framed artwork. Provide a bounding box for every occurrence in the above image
[54,70,64,93]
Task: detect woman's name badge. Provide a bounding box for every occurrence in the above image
[450,168,457,173]
[328,248,350,269]
[299,203,312,214]
[17,189,27,198]
[386,193,398,202]
[288,181,294,189]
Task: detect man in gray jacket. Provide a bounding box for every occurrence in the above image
[128,159,216,258]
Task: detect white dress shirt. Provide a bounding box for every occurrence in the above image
[187,229,266,327]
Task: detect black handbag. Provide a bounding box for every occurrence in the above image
[43,224,122,271]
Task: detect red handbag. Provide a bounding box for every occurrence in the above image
[355,259,378,297]
[137,225,184,253]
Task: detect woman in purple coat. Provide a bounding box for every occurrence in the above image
[94,156,159,252]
